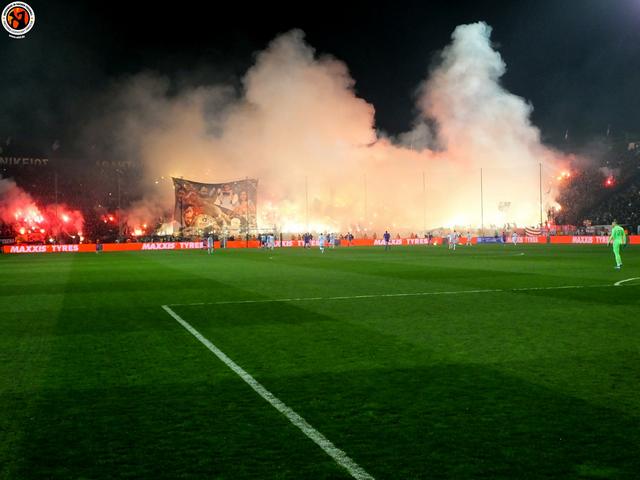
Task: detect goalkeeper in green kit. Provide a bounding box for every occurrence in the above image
[608,220,627,270]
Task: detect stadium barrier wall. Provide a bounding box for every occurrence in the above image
[3,236,639,254]
[3,244,97,254]
[550,235,626,244]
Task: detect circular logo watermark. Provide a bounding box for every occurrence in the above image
[2,2,35,39]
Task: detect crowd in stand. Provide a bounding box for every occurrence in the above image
[3,140,639,243]
[553,141,640,232]
[0,221,12,237]
[587,180,640,230]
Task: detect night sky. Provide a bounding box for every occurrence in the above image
[2,0,640,155]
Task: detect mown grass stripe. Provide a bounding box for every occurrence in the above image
[168,283,622,307]
[161,305,375,480]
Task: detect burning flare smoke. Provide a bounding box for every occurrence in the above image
[89,22,569,234]
[0,176,84,241]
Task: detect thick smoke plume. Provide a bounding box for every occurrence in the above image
[95,22,570,234]
[409,22,567,227]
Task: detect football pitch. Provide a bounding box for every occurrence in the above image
[1,244,639,479]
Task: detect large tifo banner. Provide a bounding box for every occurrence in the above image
[173,177,258,235]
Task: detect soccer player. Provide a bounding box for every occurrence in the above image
[207,234,214,254]
[383,230,391,250]
[451,230,459,251]
[268,233,275,250]
[608,220,627,269]
[511,231,518,246]
[466,231,472,246]
[318,233,326,253]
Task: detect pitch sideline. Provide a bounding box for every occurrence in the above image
[161,305,375,480]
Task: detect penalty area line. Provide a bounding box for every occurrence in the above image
[614,277,640,286]
[168,283,624,307]
[160,305,375,480]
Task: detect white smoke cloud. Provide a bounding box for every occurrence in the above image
[407,22,567,227]
[95,23,569,234]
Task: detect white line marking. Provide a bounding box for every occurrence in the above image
[168,283,624,307]
[161,305,375,480]
[614,277,640,286]
[470,252,526,257]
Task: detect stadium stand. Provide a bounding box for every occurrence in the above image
[553,140,640,232]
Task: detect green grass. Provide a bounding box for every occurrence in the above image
[1,244,639,479]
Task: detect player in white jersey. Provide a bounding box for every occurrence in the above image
[268,234,275,250]
[511,231,518,246]
[452,231,459,250]
[318,233,326,253]
[207,234,214,254]
[466,231,472,246]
